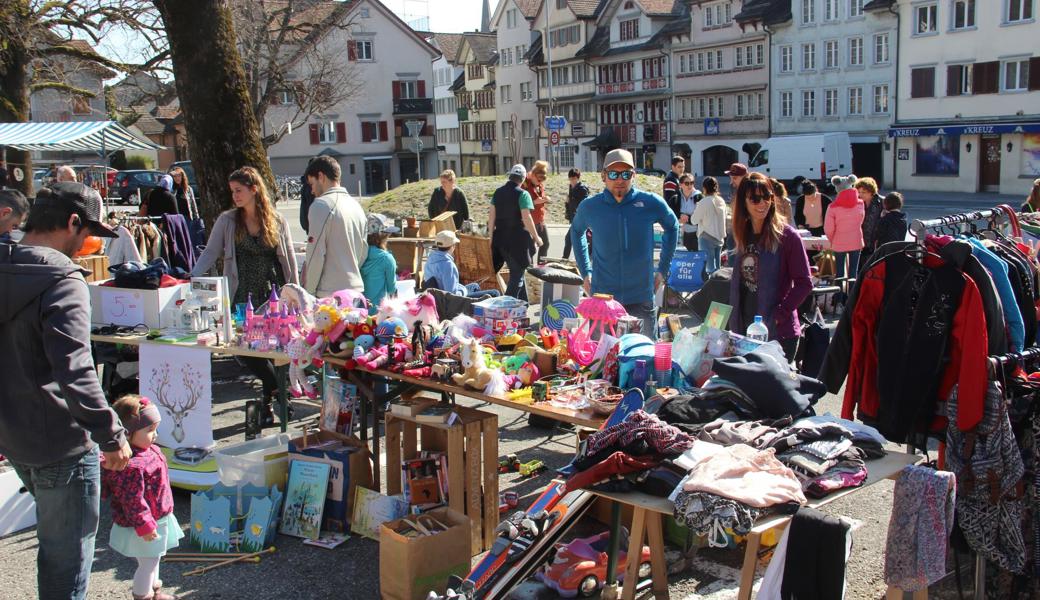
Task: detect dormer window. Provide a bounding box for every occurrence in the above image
[619,18,640,40]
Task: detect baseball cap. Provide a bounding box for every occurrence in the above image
[725,163,749,177]
[366,212,400,236]
[508,164,527,179]
[434,230,460,248]
[33,182,117,238]
[603,149,635,170]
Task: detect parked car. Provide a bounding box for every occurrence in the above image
[537,530,651,598]
[169,160,199,198]
[637,168,667,178]
[32,168,48,191]
[115,170,165,205]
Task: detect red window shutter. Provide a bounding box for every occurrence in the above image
[308,123,319,145]
[1030,57,1040,91]
[417,80,426,98]
[379,121,388,141]
[392,81,401,100]
[974,61,999,94]
[361,123,371,143]
[348,40,358,61]
[946,65,961,96]
[335,122,346,144]
[394,119,403,136]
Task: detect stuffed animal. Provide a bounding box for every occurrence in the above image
[286,305,347,398]
[376,317,409,343]
[453,338,495,390]
[355,342,413,371]
[517,362,540,386]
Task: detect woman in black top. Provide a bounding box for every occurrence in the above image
[141,174,178,217]
[169,166,195,219]
[427,169,470,229]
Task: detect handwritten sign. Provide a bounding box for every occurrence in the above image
[99,288,145,326]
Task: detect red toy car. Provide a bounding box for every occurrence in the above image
[536,529,651,598]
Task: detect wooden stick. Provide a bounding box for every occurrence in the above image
[165,556,260,563]
[182,546,275,576]
[165,552,252,558]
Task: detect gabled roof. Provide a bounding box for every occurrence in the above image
[576,0,688,59]
[734,0,792,25]
[576,25,610,58]
[456,32,498,65]
[637,0,685,16]
[570,0,607,17]
[491,0,541,30]
[430,33,465,65]
[449,71,466,92]
[515,0,542,18]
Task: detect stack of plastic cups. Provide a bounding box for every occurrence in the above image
[654,342,673,387]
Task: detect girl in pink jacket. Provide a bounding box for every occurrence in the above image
[824,174,865,279]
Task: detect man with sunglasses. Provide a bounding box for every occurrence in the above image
[0,182,132,600]
[570,149,680,338]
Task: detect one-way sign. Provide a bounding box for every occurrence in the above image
[544,115,567,130]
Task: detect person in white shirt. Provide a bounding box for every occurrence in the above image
[678,173,701,251]
[302,156,368,297]
[691,176,727,274]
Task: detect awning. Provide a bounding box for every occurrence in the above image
[583,129,620,149]
[0,120,163,152]
[888,121,1040,138]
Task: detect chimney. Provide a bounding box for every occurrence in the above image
[481,0,491,32]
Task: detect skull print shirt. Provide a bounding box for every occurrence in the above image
[740,233,761,328]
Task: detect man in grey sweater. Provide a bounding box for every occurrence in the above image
[0,182,132,600]
[302,156,368,297]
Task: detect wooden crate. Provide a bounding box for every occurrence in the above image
[385,405,498,556]
[386,238,430,282]
[73,254,109,283]
[417,211,456,238]
[457,233,506,293]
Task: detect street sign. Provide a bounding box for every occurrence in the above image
[549,131,560,146]
[481,140,492,152]
[405,120,424,138]
[544,115,567,130]
[570,122,585,136]
[412,139,424,153]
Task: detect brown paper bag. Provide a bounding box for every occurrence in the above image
[380,507,472,600]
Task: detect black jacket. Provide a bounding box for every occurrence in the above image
[794,194,832,229]
[299,174,314,232]
[145,188,178,217]
[428,187,470,229]
[565,182,590,222]
[861,194,884,248]
[663,172,681,219]
[873,210,907,249]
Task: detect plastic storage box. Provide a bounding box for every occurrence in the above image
[214,434,290,489]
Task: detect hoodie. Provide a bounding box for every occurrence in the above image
[0,243,126,467]
[823,189,865,252]
[423,248,466,295]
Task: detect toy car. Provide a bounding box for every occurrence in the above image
[498,454,520,474]
[498,491,519,513]
[518,459,545,478]
[536,530,651,598]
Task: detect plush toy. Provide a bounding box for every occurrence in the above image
[330,289,369,311]
[280,283,317,322]
[287,305,347,398]
[376,317,409,343]
[502,353,529,374]
[830,174,860,209]
[355,342,413,371]
[453,338,495,390]
[517,362,540,386]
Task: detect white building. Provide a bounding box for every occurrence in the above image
[264,0,440,194]
[431,33,464,174]
[759,0,897,185]
[491,0,541,173]
[891,0,1040,195]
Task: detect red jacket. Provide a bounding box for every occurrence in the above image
[102,444,173,535]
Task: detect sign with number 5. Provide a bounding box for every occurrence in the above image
[100,289,144,325]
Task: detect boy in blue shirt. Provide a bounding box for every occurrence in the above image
[423,230,499,299]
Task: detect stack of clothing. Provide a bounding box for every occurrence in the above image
[767,418,878,499]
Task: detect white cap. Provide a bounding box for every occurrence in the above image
[508,164,527,179]
[366,213,400,236]
[435,230,461,248]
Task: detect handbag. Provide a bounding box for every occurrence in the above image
[186,188,207,248]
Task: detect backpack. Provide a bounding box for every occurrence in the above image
[616,334,655,389]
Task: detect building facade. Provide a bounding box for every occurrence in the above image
[454,32,499,177]
[431,33,464,174]
[265,0,440,194]
[492,0,541,173]
[755,0,897,185]
[891,0,1039,194]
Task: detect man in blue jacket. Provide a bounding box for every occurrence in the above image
[571,149,680,338]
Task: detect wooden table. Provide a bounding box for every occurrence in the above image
[590,450,924,600]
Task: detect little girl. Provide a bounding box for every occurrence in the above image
[102,395,184,600]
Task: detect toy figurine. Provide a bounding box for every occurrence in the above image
[287,305,347,398]
[516,362,540,387]
[431,358,459,382]
[452,339,494,390]
[354,342,413,371]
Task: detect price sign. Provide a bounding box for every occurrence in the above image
[100,289,145,326]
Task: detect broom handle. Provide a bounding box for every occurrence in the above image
[183,546,275,576]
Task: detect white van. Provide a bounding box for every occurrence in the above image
[747,133,853,186]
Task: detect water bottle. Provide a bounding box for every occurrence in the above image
[746,315,769,342]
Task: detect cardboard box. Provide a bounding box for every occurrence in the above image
[288,429,373,533]
[380,507,472,600]
[88,280,189,329]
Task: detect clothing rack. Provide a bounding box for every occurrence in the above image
[910,208,1008,242]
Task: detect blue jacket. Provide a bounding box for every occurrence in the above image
[423,248,465,296]
[571,186,680,305]
[967,238,1024,352]
[360,246,397,311]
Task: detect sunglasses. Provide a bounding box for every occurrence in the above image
[747,195,773,205]
[606,170,634,181]
[681,181,694,186]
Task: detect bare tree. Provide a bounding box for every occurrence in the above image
[231,0,365,148]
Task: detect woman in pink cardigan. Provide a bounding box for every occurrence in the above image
[824,175,865,279]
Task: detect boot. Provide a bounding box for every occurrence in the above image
[260,394,276,428]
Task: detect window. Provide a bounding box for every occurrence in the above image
[501,120,513,140]
[398,80,417,99]
[703,2,733,28]
[874,33,890,63]
[848,87,863,114]
[735,93,762,117]
[824,0,839,20]
[500,84,511,103]
[1003,59,1030,91]
[824,89,839,116]
[1006,0,1034,22]
[522,119,534,138]
[802,0,816,24]
[946,63,974,95]
[802,43,816,70]
[802,90,816,117]
[517,45,526,64]
[506,9,517,28]
[825,40,839,68]
[360,120,387,143]
[557,0,567,8]
[317,120,337,144]
[550,25,581,47]
[848,38,863,66]
[911,67,936,98]
[952,0,976,28]
[356,40,373,60]
[850,0,864,17]
[780,91,793,117]
[915,4,938,34]
[502,49,512,66]
[619,18,640,40]
[873,84,889,113]
[780,46,793,72]
[520,82,532,101]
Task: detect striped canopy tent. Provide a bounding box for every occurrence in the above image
[0,120,163,155]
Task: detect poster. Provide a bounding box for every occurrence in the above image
[915,135,960,175]
[1023,133,1040,177]
[139,345,214,450]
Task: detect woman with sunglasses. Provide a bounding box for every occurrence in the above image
[729,172,812,362]
[522,161,551,263]
[677,173,701,251]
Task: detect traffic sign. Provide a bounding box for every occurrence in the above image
[571,122,585,136]
[544,115,567,130]
[412,139,424,153]
[549,131,560,146]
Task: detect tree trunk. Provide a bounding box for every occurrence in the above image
[152,0,276,228]
[0,1,34,197]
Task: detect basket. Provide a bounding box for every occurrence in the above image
[589,393,624,416]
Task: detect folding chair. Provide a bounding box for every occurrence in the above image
[663,250,707,312]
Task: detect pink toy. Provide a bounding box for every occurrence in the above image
[567,295,628,367]
[354,342,413,371]
[330,289,369,311]
[287,305,348,398]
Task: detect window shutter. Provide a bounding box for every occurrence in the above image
[308,123,319,145]
[335,122,346,144]
[911,68,934,98]
[348,40,358,61]
[417,80,426,98]
[379,121,388,141]
[1030,57,1040,91]
[392,81,401,100]
[974,61,998,94]
[947,65,961,96]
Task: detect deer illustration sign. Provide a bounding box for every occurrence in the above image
[139,346,214,449]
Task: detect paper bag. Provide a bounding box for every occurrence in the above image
[379,507,472,600]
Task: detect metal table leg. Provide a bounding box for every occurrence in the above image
[276,364,289,433]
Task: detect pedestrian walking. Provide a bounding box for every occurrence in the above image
[824,175,866,280]
[562,168,590,260]
[490,164,543,300]
[522,160,551,263]
[0,182,132,600]
[102,395,183,600]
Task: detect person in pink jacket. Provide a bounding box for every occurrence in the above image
[823,174,865,279]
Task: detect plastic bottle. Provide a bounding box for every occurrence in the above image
[746,315,769,342]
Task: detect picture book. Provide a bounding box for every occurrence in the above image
[302,531,350,549]
[350,487,409,541]
[280,460,331,540]
[415,404,454,424]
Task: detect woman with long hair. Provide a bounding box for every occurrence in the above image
[1022,179,1040,213]
[523,160,551,262]
[192,166,299,426]
[729,172,813,361]
[169,166,195,219]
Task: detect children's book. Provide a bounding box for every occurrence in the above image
[280,460,331,540]
[302,531,350,549]
[350,487,409,541]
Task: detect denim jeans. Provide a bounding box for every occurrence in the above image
[699,235,722,274]
[835,250,861,279]
[11,447,101,600]
[464,282,501,300]
[503,249,531,301]
[623,301,658,341]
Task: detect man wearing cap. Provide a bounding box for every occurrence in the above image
[488,164,543,300]
[425,230,500,299]
[571,149,680,338]
[662,156,685,220]
[0,182,132,599]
